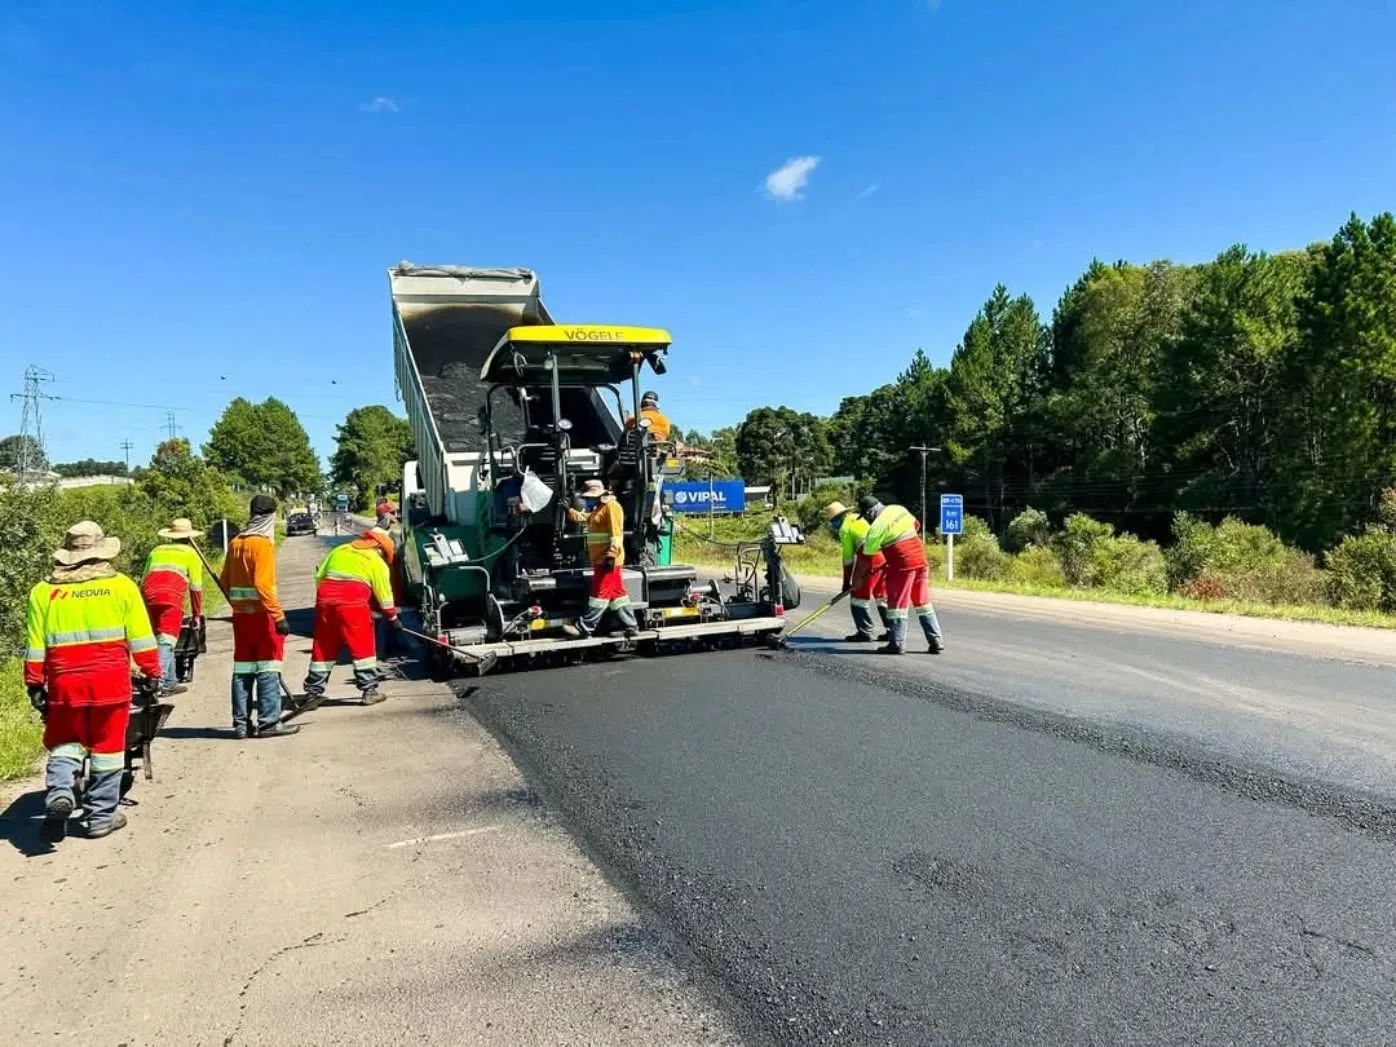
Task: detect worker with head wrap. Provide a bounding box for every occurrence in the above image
[850,495,944,655]
[564,479,639,638]
[220,495,299,739]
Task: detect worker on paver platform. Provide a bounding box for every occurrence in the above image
[221,495,299,739]
[25,521,163,843]
[564,479,639,638]
[302,530,402,709]
[624,390,673,443]
[851,495,944,656]
[140,517,204,697]
[825,501,890,644]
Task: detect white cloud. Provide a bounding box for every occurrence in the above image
[361,96,399,114]
[857,182,880,199]
[764,156,820,201]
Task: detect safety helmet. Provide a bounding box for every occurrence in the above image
[857,494,884,521]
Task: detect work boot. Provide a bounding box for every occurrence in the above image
[233,726,248,740]
[255,722,300,738]
[561,623,582,638]
[159,684,188,697]
[877,644,905,656]
[294,692,327,716]
[40,795,73,844]
[845,632,874,643]
[877,632,890,643]
[360,686,385,706]
[926,643,945,656]
[84,811,127,839]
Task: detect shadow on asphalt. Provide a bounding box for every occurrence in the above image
[0,788,53,857]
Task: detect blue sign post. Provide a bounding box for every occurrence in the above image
[939,493,964,580]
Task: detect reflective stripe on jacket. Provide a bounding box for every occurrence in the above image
[568,496,625,566]
[861,505,920,557]
[24,572,161,706]
[141,542,204,616]
[220,534,283,620]
[314,542,396,613]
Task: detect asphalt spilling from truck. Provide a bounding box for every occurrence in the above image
[451,646,1396,1046]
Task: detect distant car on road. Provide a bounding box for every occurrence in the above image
[286,509,317,537]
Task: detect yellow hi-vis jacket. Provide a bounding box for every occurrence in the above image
[24,571,162,706]
[141,542,205,613]
[860,504,920,557]
[314,542,397,612]
[838,513,871,567]
[568,495,625,566]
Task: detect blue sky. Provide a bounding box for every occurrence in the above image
[3,0,1394,468]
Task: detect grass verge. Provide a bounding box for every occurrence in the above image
[674,533,1396,632]
[0,659,43,782]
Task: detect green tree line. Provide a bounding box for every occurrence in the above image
[702,211,1396,553]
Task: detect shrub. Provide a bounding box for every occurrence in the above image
[1325,530,1396,611]
[1007,545,1067,587]
[1003,507,1052,554]
[954,515,1010,580]
[1054,513,1115,586]
[1090,534,1168,595]
[1167,513,1327,605]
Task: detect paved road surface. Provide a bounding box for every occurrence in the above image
[456,583,1396,1045]
[0,531,740,1046]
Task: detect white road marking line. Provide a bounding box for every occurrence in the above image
[386,825,503,849]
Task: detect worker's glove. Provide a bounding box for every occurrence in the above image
[274,617,291,636]
[389,616,406,632]
[572,494,588,512]
[602,555,617,571]
[27,685,47,715]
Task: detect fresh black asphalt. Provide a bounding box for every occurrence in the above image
[453,614,1396,1045]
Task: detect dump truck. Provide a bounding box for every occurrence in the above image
[389,263,801,676]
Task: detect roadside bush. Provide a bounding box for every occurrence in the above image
[1007,545,1067,588]
[1090,534,1168,595]
[1325,530,1396,611]
[1003,507,1052,554]
[1053,513,1114,586]
[954,516,1010,581]
[1168,513,1328,604]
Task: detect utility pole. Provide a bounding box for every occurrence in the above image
[908,445,942,527]
[10,365,56,481]
[120,438,134,471]
[164,411,179,440]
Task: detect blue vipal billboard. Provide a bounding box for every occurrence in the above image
[664,480,747,514]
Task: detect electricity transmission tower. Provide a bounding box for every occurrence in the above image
[120,439,134,471]
[10,365,56,480]
[164,411,180,440]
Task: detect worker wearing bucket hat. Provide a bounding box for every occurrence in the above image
[25,521,163,841]
[140,518,205,696]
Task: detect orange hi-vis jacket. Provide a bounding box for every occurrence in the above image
[220,534,284,621]
[141,542,205,616]
[568,496,625,566]
[624,407,673,442]
[25,571,162,706]
[314,542,397,615]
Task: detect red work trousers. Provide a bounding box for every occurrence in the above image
[231,611,286,675]
[309,602,377,673]
[43,702,129,756]
[145,601,185,643]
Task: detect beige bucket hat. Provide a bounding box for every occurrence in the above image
[158,517,204,540]
[824,500,849,521]
[53,520,121,566]
[580,479,607,498]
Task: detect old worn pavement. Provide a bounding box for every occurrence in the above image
[0,530,740,1046]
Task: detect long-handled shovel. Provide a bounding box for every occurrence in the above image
[770,589,850,649]
[399,624,500,677]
